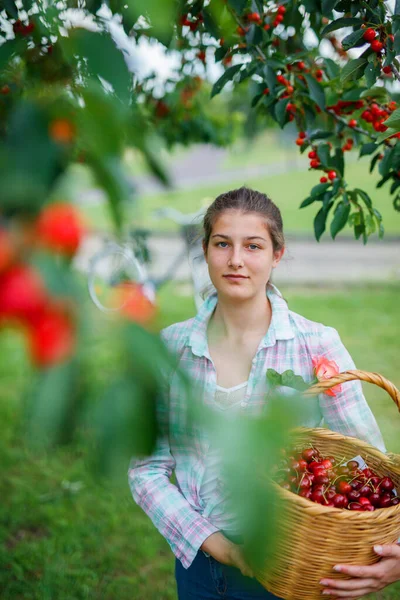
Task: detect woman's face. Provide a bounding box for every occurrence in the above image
[203,210,284,300]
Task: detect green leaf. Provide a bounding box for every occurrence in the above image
[383,108,400,131]
[364,62,381,88]
[341,28,365,51]
[304,73,326,110]
[324,58,340,80]
[394,194,400,212]
[299,196,316,208]
[376,128,399,144]
[266,369,309,392]
[321,17,363,36]
[251,93,263,107]
[321,0,338,16]
[264,65,276,94]
[0,38,25,70]
[316,143,330,167]
[0,0,18,17]
[379,147,395,177]
[266,368,283,388]
[355,188,372,208]
[340,57,368,83]
[332,147,344,178]
[360,86,389,100]
[280,370,310,391]
[211,64,243,98]
[308,130,334,142]
[274,97,290,128]
[61,30,131,103]
[227,0,248,11]
[311,182,331,197]
[360,142,378,157]
[330,199,350,239]
[314,201,332,241]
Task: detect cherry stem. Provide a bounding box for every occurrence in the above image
[391,62,400,85]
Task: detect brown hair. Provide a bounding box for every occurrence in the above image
[202,186,285,253]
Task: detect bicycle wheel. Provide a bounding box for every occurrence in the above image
[87,243,152,312]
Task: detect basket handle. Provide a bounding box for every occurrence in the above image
[303,369,400,413]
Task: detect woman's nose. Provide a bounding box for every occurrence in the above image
[228,246,244,268]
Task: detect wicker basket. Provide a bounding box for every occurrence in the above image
[256,369,400,600]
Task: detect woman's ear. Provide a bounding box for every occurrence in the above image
[272,247,285,268]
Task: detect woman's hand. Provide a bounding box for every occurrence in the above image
[319,544,400,598]
[200,532,255,578]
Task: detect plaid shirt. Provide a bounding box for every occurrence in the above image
[128,283,386,569]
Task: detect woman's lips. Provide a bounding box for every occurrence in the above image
[223,275,248,281]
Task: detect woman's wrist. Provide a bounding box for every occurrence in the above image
[200,531,235,564]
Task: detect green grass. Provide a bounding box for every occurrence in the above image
[75,157,400,237]
[1,283,400,599]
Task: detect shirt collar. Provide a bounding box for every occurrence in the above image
[187,282,295,359]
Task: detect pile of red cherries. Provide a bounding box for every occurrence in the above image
[273,447,400,511]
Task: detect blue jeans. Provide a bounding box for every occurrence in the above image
[175,550,282,600]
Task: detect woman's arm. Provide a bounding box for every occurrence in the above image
[316,326,386,453]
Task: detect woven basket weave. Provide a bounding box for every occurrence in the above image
[256,369,400,600]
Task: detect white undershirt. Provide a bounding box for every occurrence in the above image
[200,381,249,533]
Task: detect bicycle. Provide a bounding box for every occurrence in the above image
[87,206,213,313]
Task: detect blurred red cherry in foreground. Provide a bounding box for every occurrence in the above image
[36,202,85,257]
[0,264,48,323]
[27,304,75,367]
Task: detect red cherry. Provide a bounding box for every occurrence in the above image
[358,485,372,497]
[379,494,392,508]
[36,203,85,257]
[296,138,305,146]
[348,119,357,128]
[349,503,363,511]
[290,460,300,471]
[308,151,317,159]
[348,490,361,502]
[0,264,47,324]
[263,87,270,95]
[310,159,320,169]
[299,488,312,499]
[363,504,375,511]
[309,461,321,471]
[275,13,284,24]
[371,39,384,52]
[391,497,400,506]
[315,474,330,485]
[362,468,373,478]
[277,5,286,14]
[338,481,352,495]
[298,459,308,471]
[367,492,381,507]
[311,490,325,504]
[276,74,286,84]
[359,497,371,506]
[327,170,337,181]
[320,177,328,183]
[382,65,392,74]
[27,305,75,368]
[333,494,348,508]
[321,459,333,470]
[299,474,312,488]
[297,61,305,70]
[363,28,376,43]
[380,477,395,492]
[302,448,316,462]
[298,131,306,139]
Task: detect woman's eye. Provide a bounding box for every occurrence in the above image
[217,241,228,248]
[248,244,260,250]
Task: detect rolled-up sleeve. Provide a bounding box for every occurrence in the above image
[127,334,219,568]
[316,326,386,453]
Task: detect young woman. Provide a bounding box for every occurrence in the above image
[128,187,400,600]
